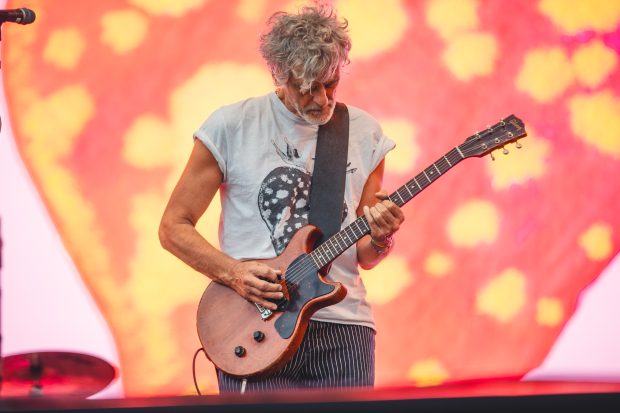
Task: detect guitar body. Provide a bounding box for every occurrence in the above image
[196,225,347,378]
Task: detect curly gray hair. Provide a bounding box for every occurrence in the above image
[259,6,351,93]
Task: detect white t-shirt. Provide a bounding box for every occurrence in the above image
[194,92,395,329]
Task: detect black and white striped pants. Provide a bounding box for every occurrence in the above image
[217,320,375,393]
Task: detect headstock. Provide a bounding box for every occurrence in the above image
[459,115,527,159]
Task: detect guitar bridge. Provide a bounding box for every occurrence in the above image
[255,303,273,320]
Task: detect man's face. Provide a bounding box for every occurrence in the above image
[280,72,340,125]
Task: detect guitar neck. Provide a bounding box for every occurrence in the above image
[309,146,466,269]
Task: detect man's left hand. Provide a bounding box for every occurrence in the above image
[362,191,405,243]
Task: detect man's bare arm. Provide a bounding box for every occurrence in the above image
[159,139,283,310]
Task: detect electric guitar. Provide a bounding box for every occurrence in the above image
[196,115,527,378]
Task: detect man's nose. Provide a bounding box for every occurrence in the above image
[312,85,329,107]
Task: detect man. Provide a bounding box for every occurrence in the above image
[159,6,404,392]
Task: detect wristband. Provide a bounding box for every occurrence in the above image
[370,235,393,255]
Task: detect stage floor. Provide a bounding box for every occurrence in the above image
[1,379,620,412]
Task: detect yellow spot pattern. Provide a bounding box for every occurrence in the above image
[381,118,418,175]
[100,9,149,54]
[361,255,412,305]
[516,47,574,103]
[476,268,526,323]
[572,40,618,88]
[122,62,272,190]
[21,85,95,159]
[447,199,499,247]
[336,0,408,59]
[129,0,207,17]
[125,191,213,388]
[123,115,175,169]
[236,0,268,23]
[539,0,620,34]
[578,222,613,261]
[486,129,550,189]
[569,90,620,158]
[19,86,118,319]
[536,297,564,327]
[426,0,497,81]
[426,0,479,40]
[408,358,450,387]
[424,250,454,278]
[127,319,181,388]
[168,62,273,138]
[282,0,313,13]
[442,32,498,81]
[43,28,86,70]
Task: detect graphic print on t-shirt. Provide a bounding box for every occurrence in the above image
[258,136,352,255]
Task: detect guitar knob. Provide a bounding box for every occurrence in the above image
[253,331,265,342]
[234,346,246,357]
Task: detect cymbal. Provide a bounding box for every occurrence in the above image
[1,351,116,398]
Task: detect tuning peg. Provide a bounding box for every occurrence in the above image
[502,147,509,155]
[490,152,495,161]
[515,142,522,149]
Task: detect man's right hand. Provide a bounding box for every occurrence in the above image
[227,261,284,310]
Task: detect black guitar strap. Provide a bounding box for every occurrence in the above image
[308,102,349,247]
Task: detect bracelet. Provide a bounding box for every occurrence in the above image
[370,235,393,255]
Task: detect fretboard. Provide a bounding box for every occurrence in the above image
[308,146,466,269]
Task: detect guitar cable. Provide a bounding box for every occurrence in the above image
[192,347,248,394]
[192,347,207,395]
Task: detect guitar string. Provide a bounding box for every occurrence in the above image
[274,132,511,296]
[272,130,518,305]
[273,130,519,309]
[277,147,467,286]
[277,130,516,292]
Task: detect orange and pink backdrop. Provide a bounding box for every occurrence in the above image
[1,0,619,397]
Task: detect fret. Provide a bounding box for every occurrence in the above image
[334,234,345,250]
[308,253,320,268]
[404,183,414,198]
[397,188,409,204]
[325,245,335,260]
[393,191,405,206]
[359,218,370,234]
[439,157,452,174]
[413,176,422,190]
[423,169,432,183]
[344,226,354,243]
[456,146,465,158]
[433,163,442,175]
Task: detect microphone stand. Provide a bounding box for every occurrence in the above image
[0,217,4,393]
[1,21,5,393]
[0,10,36,394]
[0,22,4,394]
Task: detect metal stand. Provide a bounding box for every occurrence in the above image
[1,217,4,393]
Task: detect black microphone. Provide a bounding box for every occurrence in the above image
[0,8,36,25]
